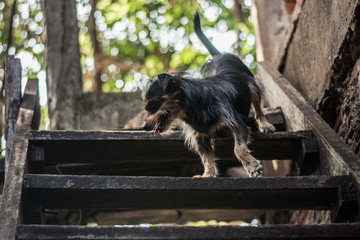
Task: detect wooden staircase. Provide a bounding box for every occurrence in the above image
[1,62,360,239]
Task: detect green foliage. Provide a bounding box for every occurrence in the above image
[77,0,256,92]
[0,0,44,79]
[0,0,256,95]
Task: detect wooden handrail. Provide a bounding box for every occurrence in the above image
[0,78,39,240]
[257,61,360,220]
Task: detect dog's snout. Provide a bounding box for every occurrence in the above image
[142,123,148,131]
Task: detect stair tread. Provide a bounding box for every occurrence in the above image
[22,174,348,210]
[24,174,348,190]
[17,223,360,240]
[29,129,311,141]
[27,131,315,168]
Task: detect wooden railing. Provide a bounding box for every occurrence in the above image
[0,57,39,239]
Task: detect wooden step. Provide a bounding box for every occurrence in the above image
[27,130,318,175]
[23,174,350,211]
[16,223,360,240]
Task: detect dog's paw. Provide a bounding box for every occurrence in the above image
[247,162,263,178]
[193,174,202,178]
[192,173,217,178]
[259,123,276,133]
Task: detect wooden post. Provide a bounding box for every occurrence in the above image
[0,79,39,240]
[4,57,22,175]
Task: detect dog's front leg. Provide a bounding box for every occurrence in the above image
[193,136,218,178]
[249,83,276,133]
[233,129,263,178]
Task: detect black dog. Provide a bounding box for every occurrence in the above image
[142,13,275,177]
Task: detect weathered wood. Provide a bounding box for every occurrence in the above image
[5,57,21,175]
[257,61,360,219]
[257,62,360,174]
[298,135,319,175]
[22,174,349,211]
[27,130,315,174]
[331,182,357,223]
[30,131,315,177]
[0,79,39,240]
[16,223,360,240]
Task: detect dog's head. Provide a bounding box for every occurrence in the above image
[142,73,186,135]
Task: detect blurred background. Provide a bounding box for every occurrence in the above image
[0,0,256,112]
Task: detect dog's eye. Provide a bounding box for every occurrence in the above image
[146,100,162,113]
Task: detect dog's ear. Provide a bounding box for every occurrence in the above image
[157,74,179,94]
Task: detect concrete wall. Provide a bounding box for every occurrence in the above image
[282,0,360,107]
[78,92,142,130]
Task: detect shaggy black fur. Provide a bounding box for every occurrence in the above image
[142,12,275,178]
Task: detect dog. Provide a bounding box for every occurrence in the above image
[142,13,275,178]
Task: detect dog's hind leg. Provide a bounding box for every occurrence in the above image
[233,127,263,177]
[249,83,276,133]
[191,135,218,178]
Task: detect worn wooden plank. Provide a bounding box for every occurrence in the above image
[5,57,21,175]
[0,79,39,240]
[22,174,349,211]
[39,131,315,176]
[257,62,360,175]
[27,131,314,171]
[43,160,206,177]
[16,223,360,240]
[41,159,243,176]
[257,61,360,219]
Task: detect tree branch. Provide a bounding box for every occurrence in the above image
[6,0,17,56]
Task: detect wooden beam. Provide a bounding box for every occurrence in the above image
[0,79,39,240]
[257,61,360,219]
[257,61,360,175]
[17,223,360,240]
[23,174,349,211]
[27,131,314,169]
[5,57,21,175]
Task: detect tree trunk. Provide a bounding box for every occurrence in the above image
[89,0,103,92]
[42,0,82,130]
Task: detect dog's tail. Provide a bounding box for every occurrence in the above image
[193,12,221,56]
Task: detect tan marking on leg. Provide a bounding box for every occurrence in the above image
[197,151,218,177]
[192,136,218,178]
[233,133,263,178]
[249,84,275,133]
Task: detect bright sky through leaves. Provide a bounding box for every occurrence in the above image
[0,0,256,107]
